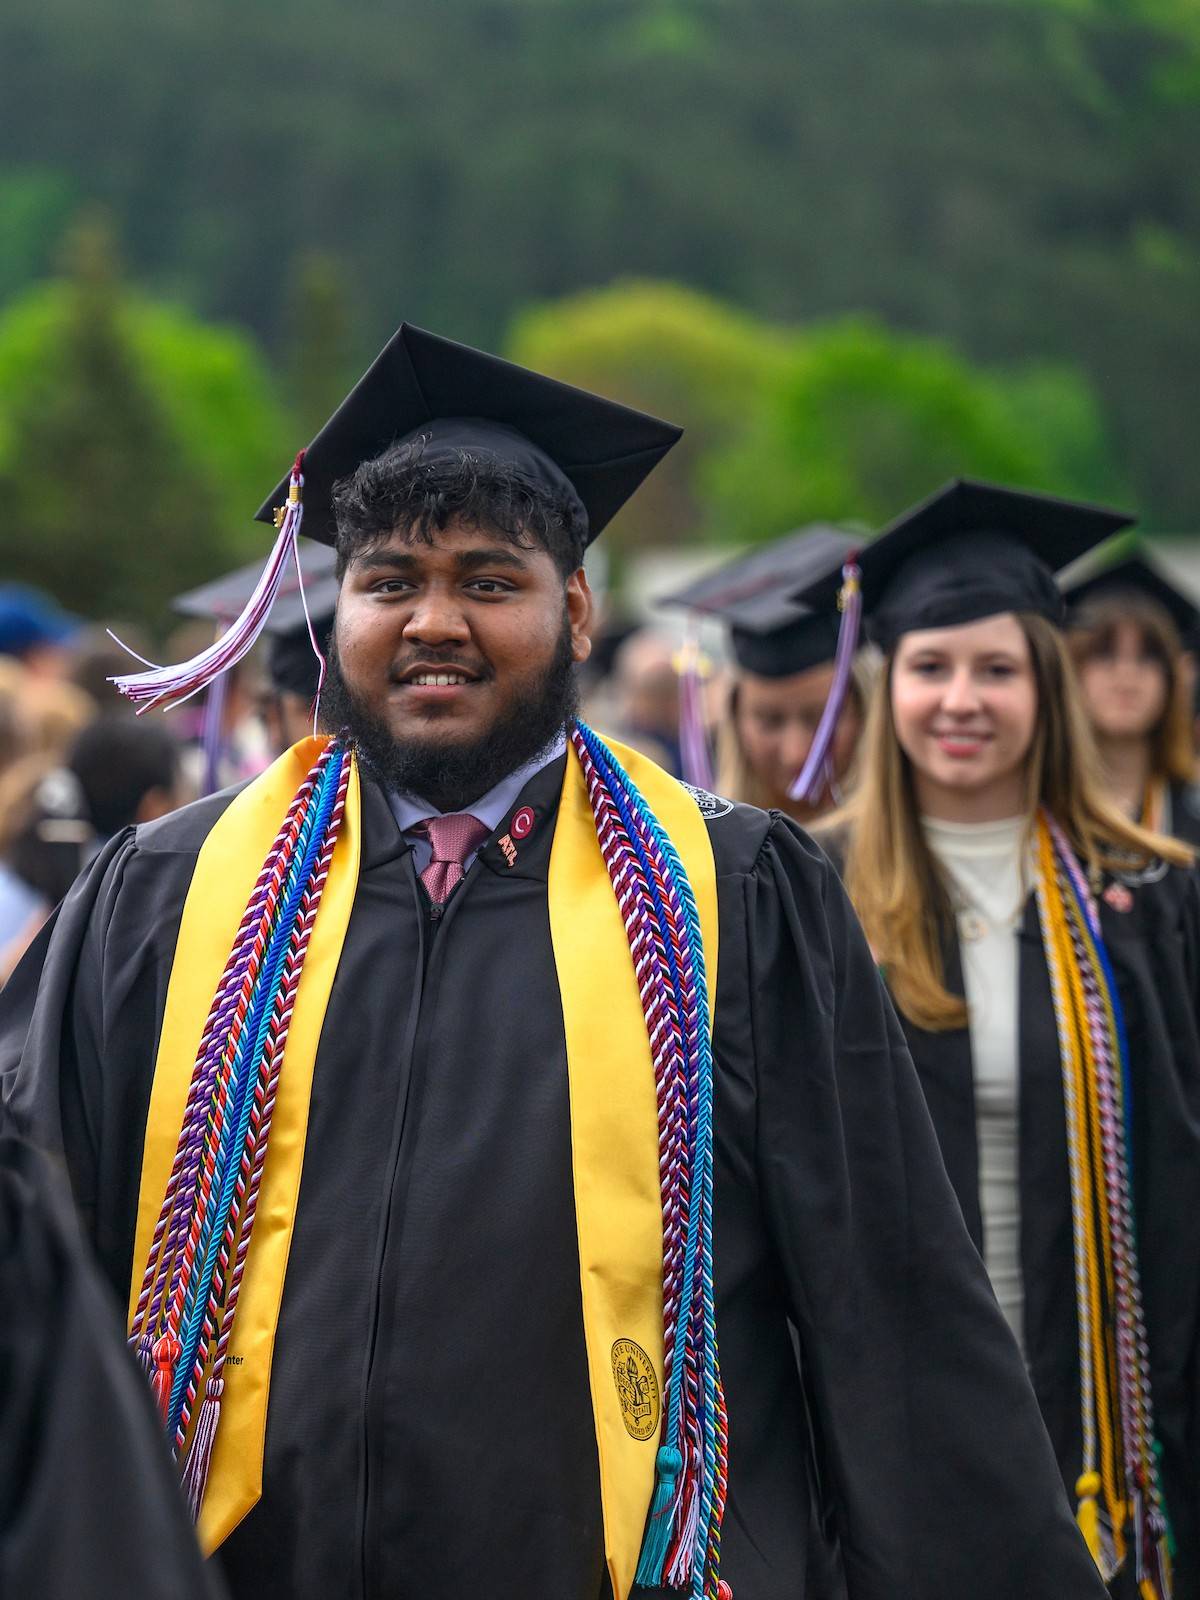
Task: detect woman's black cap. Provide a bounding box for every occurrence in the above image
[1062,550,1200,645]
[660,525,858,678]
[254,323,682,549]
[794,479,1132,653]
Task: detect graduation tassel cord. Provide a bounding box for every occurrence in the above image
[128,740,350,1510]
[788,558,860,807]
[1033,813,1172,1599]
[572,723,729,1600]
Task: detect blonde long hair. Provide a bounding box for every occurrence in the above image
[835,613,1192,1031]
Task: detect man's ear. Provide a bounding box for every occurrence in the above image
[566,569,594,664]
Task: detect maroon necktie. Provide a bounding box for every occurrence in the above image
[410,812,491,904]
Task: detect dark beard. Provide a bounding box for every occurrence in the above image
[319,620,579,811]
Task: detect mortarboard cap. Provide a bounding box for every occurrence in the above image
[795,479,1132,654]
[1062,551,1200,646]
[254,323,682,549]
[174,539,338,633]
[661,526,858,678]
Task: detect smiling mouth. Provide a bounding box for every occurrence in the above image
[934,731,992,752]
[404,672,477,687]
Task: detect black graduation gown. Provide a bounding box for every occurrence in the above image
[0,1135,223,1600]
[0,757,1106,1600]
[1166,780,1200,849]
[886,868,1200,1599]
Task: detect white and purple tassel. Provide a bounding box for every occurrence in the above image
[110,452,308,716]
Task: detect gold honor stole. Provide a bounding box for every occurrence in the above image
[129,734,718,1599]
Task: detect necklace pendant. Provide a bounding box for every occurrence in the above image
[1102,881,1134,913]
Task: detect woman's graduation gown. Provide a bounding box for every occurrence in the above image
[885,856,1200,1599]
[1166,779,1200,848]
[0,758,1106,1600]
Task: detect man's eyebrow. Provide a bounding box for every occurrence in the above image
[348,545,531,575]
[453,547,529,572]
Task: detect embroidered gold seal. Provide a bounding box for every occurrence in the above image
[611,1338,660,1441]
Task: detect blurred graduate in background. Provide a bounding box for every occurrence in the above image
[1064,552,1200,846]
[662,526,871,824]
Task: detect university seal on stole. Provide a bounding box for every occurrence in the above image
[611,1339,661,1441]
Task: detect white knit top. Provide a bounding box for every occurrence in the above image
[922,814,1030,1355]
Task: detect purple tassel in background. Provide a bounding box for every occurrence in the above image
[788,559,861,806]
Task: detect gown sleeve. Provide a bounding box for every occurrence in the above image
[0,1134,223,1599]
[745,818,1106,1600]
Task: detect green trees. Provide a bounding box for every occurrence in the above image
[1,0,1195,523]
[704,317,1124,541]
[0,219,291,625]
[509,282,1119,547]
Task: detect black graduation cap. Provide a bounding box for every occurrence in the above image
[796,479,1132,653]
[1062,551,1200,645]
[660,525,859,678]
[254,323,682,548]
[174,538,338,628]
[173,539,338,699]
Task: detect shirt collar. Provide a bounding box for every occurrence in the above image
[387,733,568,836]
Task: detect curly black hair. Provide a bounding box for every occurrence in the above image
[331,434,587,579]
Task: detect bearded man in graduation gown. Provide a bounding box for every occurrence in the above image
[0,326,1106,1600]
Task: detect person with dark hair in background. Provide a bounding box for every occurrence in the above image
[1064,552,1200,846]
[69,715,183,843]
[2,330,1106,1600]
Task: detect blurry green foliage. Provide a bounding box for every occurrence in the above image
[704,317,1125,539]
[0,168,76,304]
[2,0,1198,526]
[286,252,358,440]
[509,280,792,549]
[0,218,291,625]
[509,282,1120,547]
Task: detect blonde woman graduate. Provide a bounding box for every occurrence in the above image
[803,480,1200,1600]
[1064,553,1200,847]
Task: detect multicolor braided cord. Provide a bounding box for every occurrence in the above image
[130,738,351,1516]
[572,722,729,1600]
[1033,810,1172,1600]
